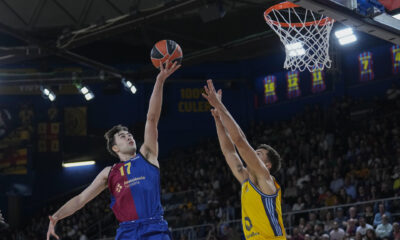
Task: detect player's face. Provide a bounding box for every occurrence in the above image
[113,130,136,155]
[256,148,272,170]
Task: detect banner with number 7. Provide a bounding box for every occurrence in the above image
[358,51,374,82]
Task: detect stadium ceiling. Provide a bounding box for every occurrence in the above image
[0,0,312,84]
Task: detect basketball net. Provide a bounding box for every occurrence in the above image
[264,2,335,72]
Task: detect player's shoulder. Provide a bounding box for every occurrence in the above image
[100,165,113,177]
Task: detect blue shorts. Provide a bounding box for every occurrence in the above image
[116,217,172,240]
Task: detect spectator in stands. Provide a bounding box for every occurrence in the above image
[356,185,369,202]
[337,188,349,205]
[330,221,346,240]
[324,211,335,232]
[364,205,375,225]
[206,227,218,240]
[313,223,325,239]
[346,218,358,239]
[292,227,305,240]
[373,204,392,226]
[284,179,298,203]
[348,207,359,220]
[366,228,377,240]
[324,189,338,206]
[344,177,357,199]
[393,222,400,240]
[330,172,345,193]
[386,83,400,100]
[0,210,8,231]
[292,197,305,211]
[375,215,393,239]
[321,233,329,240]
[308,212,321,226]
[356,217,373,239]
[334,207,347,228]
[393,173,400,192]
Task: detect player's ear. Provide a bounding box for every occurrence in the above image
[112,145,119,154]
[265,161,272,170]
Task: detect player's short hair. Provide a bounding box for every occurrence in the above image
[104,124,129,158]
[256,144,281,174]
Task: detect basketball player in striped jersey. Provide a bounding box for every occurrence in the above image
[202,79,286,240]
[46,60,180,240]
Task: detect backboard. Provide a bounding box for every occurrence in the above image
[289,0,400,45]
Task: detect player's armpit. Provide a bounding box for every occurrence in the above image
[223,153,249,183]
[234,139,270,177]
[77,166,110,205]
[141,120,159,158]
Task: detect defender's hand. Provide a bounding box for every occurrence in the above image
[202,79,222,108]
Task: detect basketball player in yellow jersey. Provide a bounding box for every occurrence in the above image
[202,79,286,240]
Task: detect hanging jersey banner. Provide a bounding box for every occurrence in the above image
[263,76,278,104]
[311,67,326,93]
[358,51,374,82]
[391,45,400,74]
[286,71,301,99]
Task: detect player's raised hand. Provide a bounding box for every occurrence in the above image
[210,90,222,119]
[211,108,221,119]
[46,216,60,240]
[156,60,181,83]
[202,79,222,108]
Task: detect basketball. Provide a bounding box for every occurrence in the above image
[150,40,183,69]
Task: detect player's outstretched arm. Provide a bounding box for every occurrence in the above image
[46,166,110,240]
[202,79,270,179]
[140,60,180,165]
[211,91,249,183]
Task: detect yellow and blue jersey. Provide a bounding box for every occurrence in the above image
[241,179,286,240]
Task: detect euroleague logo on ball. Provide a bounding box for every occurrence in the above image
[150,40,183,69]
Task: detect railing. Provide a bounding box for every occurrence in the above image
[283,196,400,232]
[171,223,215,240]
[92,196,400,239]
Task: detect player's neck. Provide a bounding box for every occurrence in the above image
[119,153,136,162]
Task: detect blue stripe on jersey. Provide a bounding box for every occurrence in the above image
[249,180,279,197]
[110,195,116,209]
[273,201,282,236]
[127,154,163,219]
[261,196,283,236]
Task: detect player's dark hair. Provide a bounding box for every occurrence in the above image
[256,144,281,174]
[104,125,129,158]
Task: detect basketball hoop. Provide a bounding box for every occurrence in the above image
[264,2,335,72]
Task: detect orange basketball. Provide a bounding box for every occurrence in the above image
[150,40,183,69]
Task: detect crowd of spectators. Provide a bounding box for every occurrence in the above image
[1,85,400,240]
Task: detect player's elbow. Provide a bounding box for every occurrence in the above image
[75,194,87,209]
[223,152,238,160]
[232,134,246,147]
[146,113,158,123]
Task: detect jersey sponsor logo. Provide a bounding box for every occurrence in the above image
[245,232,260,239]
[124,176,146,187]
[244,218,260,239]
[244,217,253,231]
[116,183,122,193]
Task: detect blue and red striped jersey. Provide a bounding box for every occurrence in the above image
[107,153,163,222]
